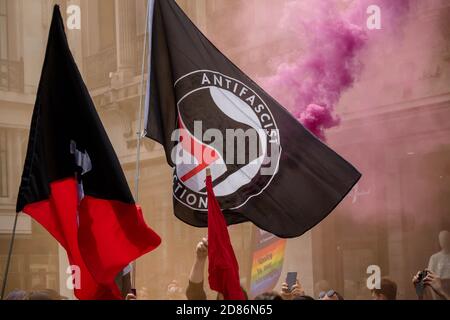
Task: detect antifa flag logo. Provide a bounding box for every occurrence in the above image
[173,70,282,211]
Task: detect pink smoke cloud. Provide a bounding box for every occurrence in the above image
[262,0,411,141]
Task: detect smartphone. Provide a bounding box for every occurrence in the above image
[286,272,298,292]
[415,270,429,298]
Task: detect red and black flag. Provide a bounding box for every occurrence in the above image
[16,6,161,300]
[145,0,361,238]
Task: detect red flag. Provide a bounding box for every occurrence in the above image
[206,173,246,300]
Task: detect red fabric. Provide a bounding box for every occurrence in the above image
[206,175,246,300]
[78,196,161,285]
[23,178,161,300]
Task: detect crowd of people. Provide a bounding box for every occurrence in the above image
[132,231,449,301]
[3,231,449,301]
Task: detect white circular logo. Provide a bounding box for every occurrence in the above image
[172,70,281,211]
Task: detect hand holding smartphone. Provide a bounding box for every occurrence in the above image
[286,272,298,292]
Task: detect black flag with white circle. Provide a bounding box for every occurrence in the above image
[145,0,361,238]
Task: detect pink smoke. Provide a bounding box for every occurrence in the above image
[262,0,411,141]
[298,104,340,141]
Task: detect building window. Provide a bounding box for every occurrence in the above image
[0,128,7,198]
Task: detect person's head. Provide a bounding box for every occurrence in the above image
[25,289,65,300]
[314,280,331,297]
[215,287,247,300]
[254,291,283,301]
[438,230,450,252]
[371,278,397,300]
[5,289,27,300]
[167,280,185,300]
[138,286,150,300]
[318,289,344,300]
[293,295,315,301]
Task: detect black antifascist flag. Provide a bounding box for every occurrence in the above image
[145,0,361,238]
[16,6,160,300]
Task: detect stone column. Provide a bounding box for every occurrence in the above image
[112,0,136,85]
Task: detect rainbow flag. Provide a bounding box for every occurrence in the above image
[249,229,287,298]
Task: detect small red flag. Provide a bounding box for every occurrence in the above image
[206,172,246,300]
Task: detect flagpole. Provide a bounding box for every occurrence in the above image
[132,0,155,290]
[0,211,20,299]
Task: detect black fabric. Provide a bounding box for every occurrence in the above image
[146,0,361,238]
[16,6,134,213]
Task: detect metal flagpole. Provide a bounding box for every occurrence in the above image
[0,211,20,300]
[132,0,155,290]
